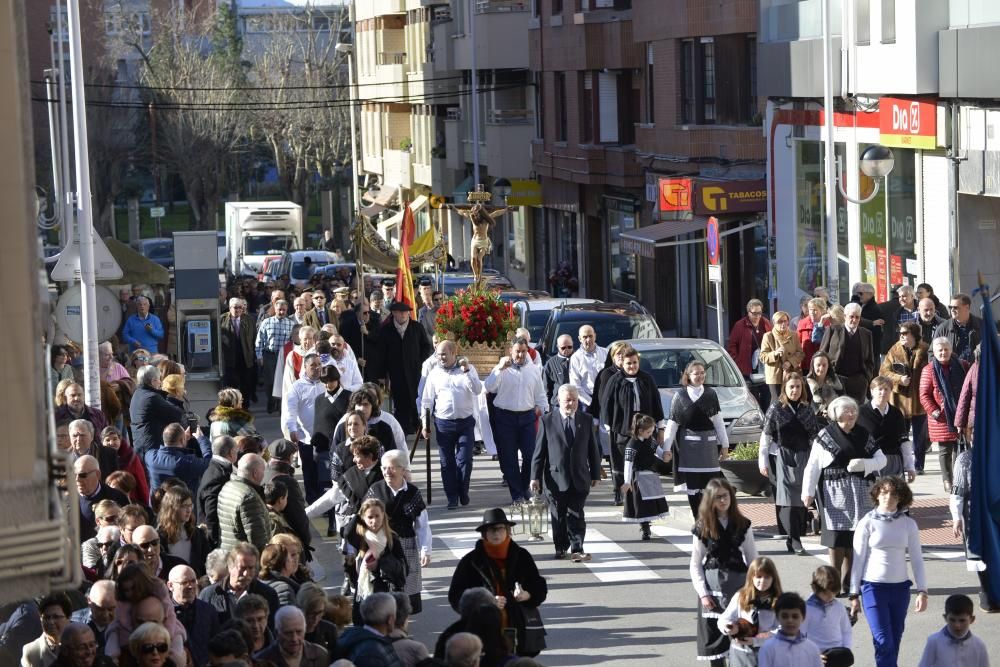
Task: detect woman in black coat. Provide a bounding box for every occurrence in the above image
[448,508,548,657]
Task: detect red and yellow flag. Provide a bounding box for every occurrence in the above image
[395,203,418,317]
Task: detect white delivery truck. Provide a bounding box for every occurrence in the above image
[224,201,304,278]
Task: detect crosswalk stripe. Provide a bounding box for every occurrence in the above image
[569,529,660,582]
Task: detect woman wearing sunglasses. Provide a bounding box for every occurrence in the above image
[123,622,175,667]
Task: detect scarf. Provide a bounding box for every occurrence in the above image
[482,534,512,566]
[932,358,966,433]
[871,508,906,521]
[356,529,388,600]
[772,327,793,347]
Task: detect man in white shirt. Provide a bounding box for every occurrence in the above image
[326,334,364,391]
[485,337,548,503]
[421,341,483,509]
[569,325,608,412]
[283,353,326,502]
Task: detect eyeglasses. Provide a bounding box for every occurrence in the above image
[948,304,962,310]
[69,641,98,652]
[98,541,115,548]
[140,643,170,655]
[749,310,763,316]
[558,345,573,350]
[136,539,160,550]
[76,469,98,479]
[899,331,911,337]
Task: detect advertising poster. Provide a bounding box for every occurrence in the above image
[876,246,889,301]
[890,254,904,287]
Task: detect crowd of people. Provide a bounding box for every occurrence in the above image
[9,269,997,667]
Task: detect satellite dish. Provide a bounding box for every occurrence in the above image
[54,285,122,344]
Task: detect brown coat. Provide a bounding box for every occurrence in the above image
[759,329,805,385]
[879,341,929,418]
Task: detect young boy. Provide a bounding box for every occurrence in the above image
[917,593,989,666]
[264,479,292,534]
[758,592,823,667]
[801,565,854,667]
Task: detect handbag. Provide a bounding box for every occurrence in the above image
[516,603,547,655]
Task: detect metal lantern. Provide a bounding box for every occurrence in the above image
[525,492,549,541]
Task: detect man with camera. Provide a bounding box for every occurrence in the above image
[145,422,211,498]
[421,341,483,509]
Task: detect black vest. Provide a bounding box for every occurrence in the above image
[311,389,350,453]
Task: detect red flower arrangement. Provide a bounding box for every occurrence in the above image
[434,288,518,347]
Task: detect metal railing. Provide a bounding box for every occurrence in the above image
[487,108,533,124]
[476,0,529,13]
[377,51,407,65]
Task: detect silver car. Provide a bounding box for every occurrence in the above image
[624,338,764,444]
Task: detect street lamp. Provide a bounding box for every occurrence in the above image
[335,41,360,223]
[835,145,896,205]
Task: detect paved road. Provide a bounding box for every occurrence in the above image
[190,381,995,666]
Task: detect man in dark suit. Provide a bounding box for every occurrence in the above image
[221,297,258,404]
[74,455,129,542]
[530,383,602,562]
[374,301,433,434]
[168,564,220,667]
[819,301,876,402]
[198,435,238,548]
[543,334,575,407]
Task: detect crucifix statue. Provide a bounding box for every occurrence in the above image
[453,184,510,287]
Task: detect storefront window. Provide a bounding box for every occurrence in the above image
[796,141,849,301]
[859,143,916,301]
[607,199,638,297]
[547,209,579,297]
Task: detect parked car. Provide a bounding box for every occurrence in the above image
[513,297,599,344]
[131,237,174,270]
[624,337,765,444]
[536,301,661,360]
[439,270,515,295]
[497,289,550,305]
[316,263,359,285]
[270,250,338,288]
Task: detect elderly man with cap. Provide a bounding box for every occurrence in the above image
[263,439,312,557]
[422,341,483,509]
[69,581,115,656]
[75,455,128,542]
[369,290,387,327]
[381,277,397,310]
[283,352,326,503]
[168,564,219,667]
[376,300,434,435]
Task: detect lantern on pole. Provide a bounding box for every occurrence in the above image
[525,492,549,541]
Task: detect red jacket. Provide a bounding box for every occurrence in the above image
[796,316,820,371]
[727,315,772,376]
[919,360,969,443]
[117,439,150,504]
[954,360,979,431]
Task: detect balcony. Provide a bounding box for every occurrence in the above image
[356,0,406,20]
[476,0,529,13]
[444,113,464,171]
[362,153,384,176]
[531,140,642,188]
[375,53,408,100]
[407,62,459,103]
[452,8,530,70]
[383,148,414,189]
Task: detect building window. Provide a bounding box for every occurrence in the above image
[701,38,715,123]
[534,72,545,139]
[856,0,870,45]
[607,199,638,297]
[554,71,568,142]
[681,39,695,124]
[881,0,896,43]
[598,71,619,143]
[644,43,655,124]
[581,72,595,143]
[747,35,757,122]
[552,0,563,14]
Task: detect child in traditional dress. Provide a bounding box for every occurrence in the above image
[691,478,757,665]
[758,593,822,667]
[665,361,731,513]
[917,594,989,667]
[719,557,782,666]
[620,413,671,540]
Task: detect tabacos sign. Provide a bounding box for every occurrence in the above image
[880,98,936,150]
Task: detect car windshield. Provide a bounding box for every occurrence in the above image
[217,234,225,247]
[637,347,743,388]
[244,235,295,256]
[145,242,173,259]
[524,310,551,340]
[551,314,660,348]
[291,259,330,280]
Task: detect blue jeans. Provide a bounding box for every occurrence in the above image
[435,416,476,505]
[861,579,911,667]
[911,414,929,471]
[493,408,537,502]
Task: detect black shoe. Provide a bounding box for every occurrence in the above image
[327,526,337,537]
[785,538,794,554]
[460,494,470,506]
[447,501,458,510]
[790,539,806,555]
[613,488,623,506]
[640,524,651,541]
[554,550,566,560]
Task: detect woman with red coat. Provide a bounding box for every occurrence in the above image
[796,298,832,371]
[101,426,149,504]
[727,299,772,410]
[919,337,969,494]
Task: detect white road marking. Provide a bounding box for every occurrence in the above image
[572,529,660,582]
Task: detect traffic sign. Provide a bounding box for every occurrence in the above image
[708,264,722,282]
[706,215,720,265]
[150,206,166,218]
[51,235,123,281]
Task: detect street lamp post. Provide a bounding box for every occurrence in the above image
[335,41,360,224]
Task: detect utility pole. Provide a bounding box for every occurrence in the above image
[821,0,839,304]
[470,0,480,186]
[66,0,101,408]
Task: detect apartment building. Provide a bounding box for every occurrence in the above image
[760,0,1000,309]
[628,0,765,337]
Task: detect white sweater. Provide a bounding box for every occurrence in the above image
[917,627,989,667]
[851,509,927,595]
[758,633,823,667]
[802,594,852,650]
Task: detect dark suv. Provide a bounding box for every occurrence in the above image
[536,301,662,361]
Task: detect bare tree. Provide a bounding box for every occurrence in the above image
[245,7,352,205]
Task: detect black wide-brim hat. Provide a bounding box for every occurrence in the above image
[475,508,517,533]
[388,301,412,312]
